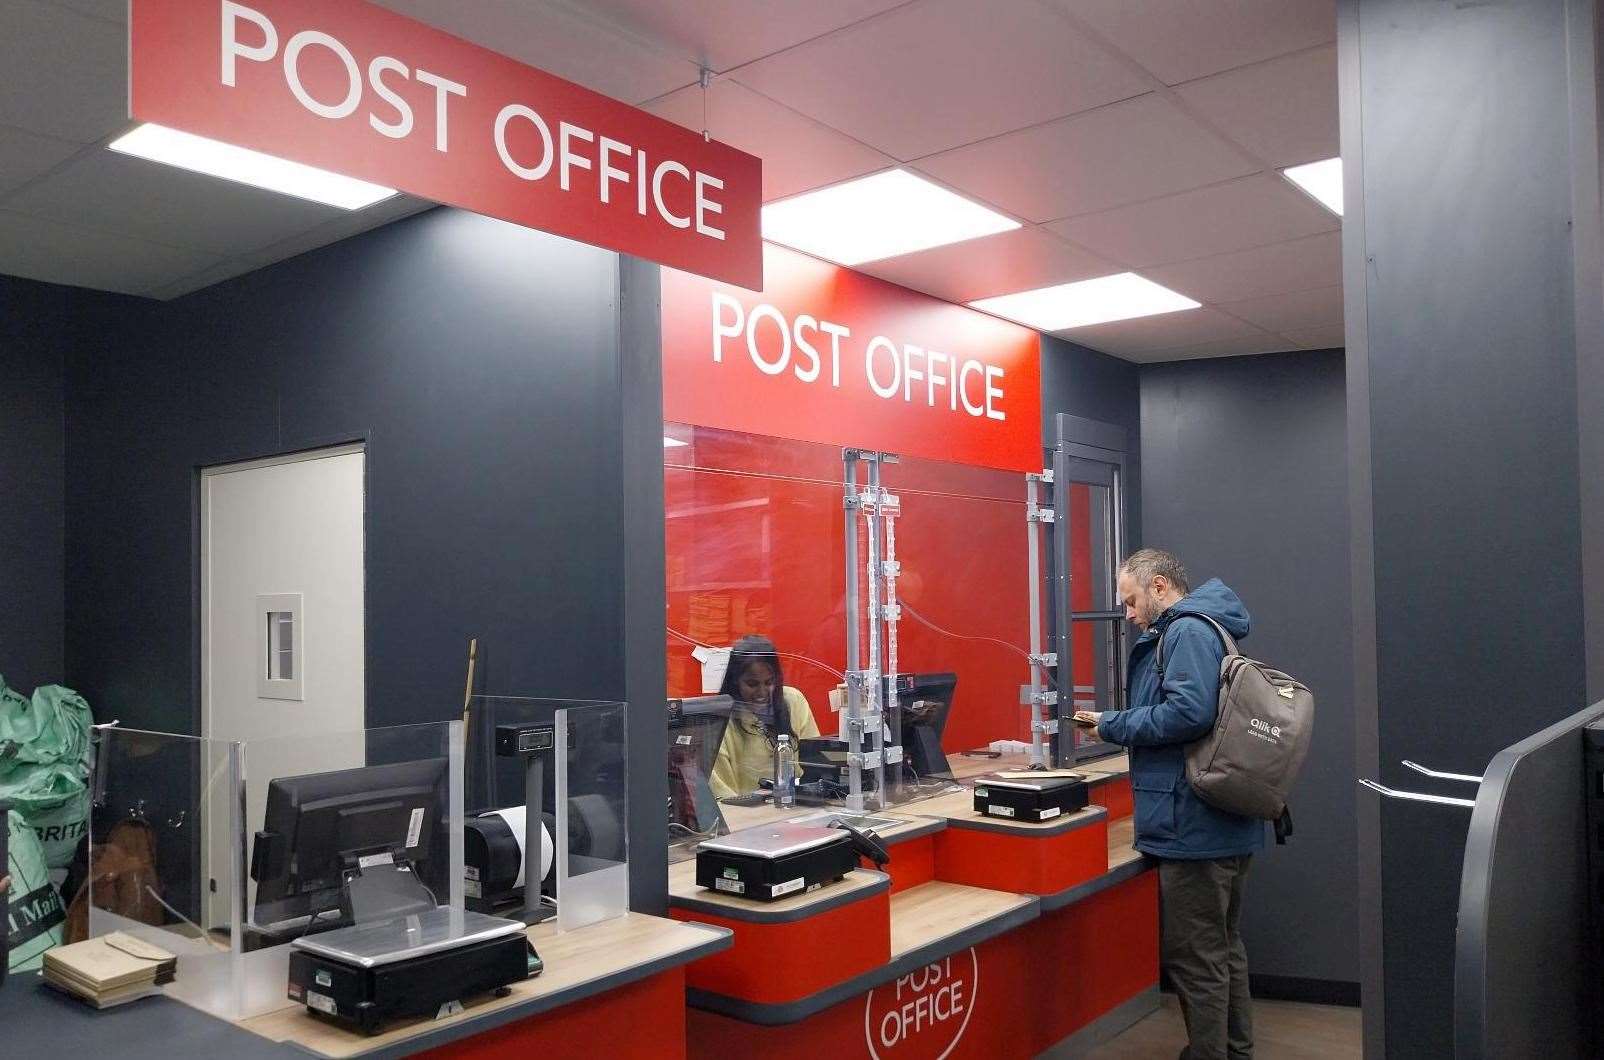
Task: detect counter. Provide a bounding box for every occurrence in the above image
[1,911,729,1060]
[670,777,1157,1057]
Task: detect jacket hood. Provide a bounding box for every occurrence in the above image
[1165,577,1250,640]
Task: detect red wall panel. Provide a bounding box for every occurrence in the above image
[665,427,1040,753]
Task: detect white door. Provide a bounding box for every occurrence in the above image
[201,444,365,928]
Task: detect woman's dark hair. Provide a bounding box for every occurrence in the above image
[718,634,790,740]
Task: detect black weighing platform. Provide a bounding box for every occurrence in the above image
[973,774,1090,823]
[288,908,534,1035]
[696,820,892,901]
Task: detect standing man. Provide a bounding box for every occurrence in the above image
[1076,548,1261,1060]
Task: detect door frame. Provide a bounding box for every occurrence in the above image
[1051,414,1130,766]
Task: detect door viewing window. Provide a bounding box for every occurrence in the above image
[257,593,303,700]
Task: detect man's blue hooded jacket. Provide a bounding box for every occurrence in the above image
[1098,578,1264,859]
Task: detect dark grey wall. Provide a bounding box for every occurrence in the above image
[1574,0,1604,707]
[58,207,668,910]
[1040,335,1142,541]
[0,277,70,694]
[1340,0,1600,1054]
[1140,349,1356,990]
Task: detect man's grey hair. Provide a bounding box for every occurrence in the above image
[1120,548,1191,595]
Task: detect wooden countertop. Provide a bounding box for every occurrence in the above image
[236,912,730,1058]
[947,751,1036,781]
[1107,816,1141,869]
[948,749,1129,783]
[889,881,1035,959]
[1078,751,1130,778]
[696,802,947,843]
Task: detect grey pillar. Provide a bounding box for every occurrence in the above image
[617,254,669,914]
[1339,0,1604,1054]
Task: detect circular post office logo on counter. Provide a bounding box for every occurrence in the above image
[864,948,979,1060]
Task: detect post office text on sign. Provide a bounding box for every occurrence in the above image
[711,294,1009,422]
[219,1,727,238]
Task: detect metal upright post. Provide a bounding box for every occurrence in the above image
[862,453,894,806]
[842,451,866,811]
[524,756,544,923]
[1024,470,1057,769]
[877,454,904,799]
[1051,443,1074,767]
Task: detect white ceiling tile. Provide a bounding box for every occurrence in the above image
[1059,305,1267,356]
[1175,46,1337,167]
[1218,284,1343,332]
[372,0,700,104]
[915,93,1254,223]
[1048,174,1338,267]
[1282,323,1347,349]
[0,209,221,295]
[1144,231,1341,303]
[645,80,893,201]
[575,0,910,71]
[5,149,347,256]
[857,227,1115,304]
[1054,0,1336,86]
[736,0,1150,160]
[1131,335,1295,363]
[0,0,128,143]
[0,124,85,196]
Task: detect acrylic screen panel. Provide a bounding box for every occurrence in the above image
[664,424,1095,755]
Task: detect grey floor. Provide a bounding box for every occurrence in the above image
[1087,995,1362,1059]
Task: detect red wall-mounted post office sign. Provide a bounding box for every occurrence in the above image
[663,244,1043,474]
[131,0,763,288]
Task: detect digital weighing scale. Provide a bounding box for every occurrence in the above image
[695,820,888,901]
[973,773,1090,822]
[288,907,535,1035]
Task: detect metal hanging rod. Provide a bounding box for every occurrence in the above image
[1402,760,1484,784]
[1357,778,1476,808]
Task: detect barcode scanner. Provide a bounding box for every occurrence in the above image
[830,819,891,870]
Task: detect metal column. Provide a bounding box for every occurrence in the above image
[1023,469,1058,769]
[841,449,900,809]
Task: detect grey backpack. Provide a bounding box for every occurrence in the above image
[1156,614,1314,844]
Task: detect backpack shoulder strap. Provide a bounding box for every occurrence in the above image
[1154,613,1241,679]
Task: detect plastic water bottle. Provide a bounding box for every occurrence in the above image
[774,735,796,807]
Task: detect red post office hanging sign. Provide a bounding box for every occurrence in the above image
[663,244,1043,474]
[130,0,763,288]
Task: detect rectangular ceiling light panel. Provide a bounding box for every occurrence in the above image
[1282,157,1343,216]
[108,124,397,210]
[969,273,1200,331]
[761,169,1019,266]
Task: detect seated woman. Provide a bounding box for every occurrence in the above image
[708,635,821,800]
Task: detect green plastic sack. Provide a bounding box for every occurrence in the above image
[6,806,66,972]
[0,678,94,869]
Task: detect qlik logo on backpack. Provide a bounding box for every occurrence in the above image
[1249,717,1282,743]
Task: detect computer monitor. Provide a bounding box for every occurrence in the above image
[250,757,449,931]
[667,695,732,836]
[896,673,957,781]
